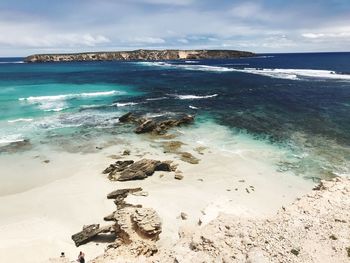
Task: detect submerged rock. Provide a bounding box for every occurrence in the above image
[118,112,195,135]
[0,139,32,154]
[179,152,200,164]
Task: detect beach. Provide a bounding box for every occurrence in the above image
[0,123,314,262]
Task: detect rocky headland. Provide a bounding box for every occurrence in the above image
[24,49,255,63]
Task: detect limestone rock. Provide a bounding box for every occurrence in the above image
[135,119,157,134]
[107,187,143,199]
[131,208,162,240]
[71,224,114,247]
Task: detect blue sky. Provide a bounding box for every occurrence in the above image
[0,0,349,56]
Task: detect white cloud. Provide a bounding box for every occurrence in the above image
[128,37,165,44]
[302,32,350,39]
[178,38,189,44]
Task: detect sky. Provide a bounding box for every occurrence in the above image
[0,0,349,56]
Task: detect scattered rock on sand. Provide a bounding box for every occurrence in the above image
[103,159,173,181]
[122,149,131,155]
[71,224,114,247]
[179,152,200,164]
[180,212,188,220]
[175,173,184,180]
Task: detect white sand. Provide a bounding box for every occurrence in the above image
[0,132,315,263]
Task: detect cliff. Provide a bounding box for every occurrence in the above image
[24,49,255,63]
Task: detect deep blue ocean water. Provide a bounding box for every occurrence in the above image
[0,53,349,179]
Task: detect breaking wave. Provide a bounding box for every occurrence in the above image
[19,90,122,102]
[7,118,33,123]
[139,62,350,81]
[172,94,218,100]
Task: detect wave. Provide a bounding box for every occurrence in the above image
[172,94,218,100]
[146,97,168,101]
[19,90,121,102]
[112,102,139,107]
[0,134,25,145]
[189,105,199,109]
[7,118,33,123]
[185,61,199,64]
[139,62,350,81]
[237,68,350,80]
[44,107,67,112]
[0,61,24,64]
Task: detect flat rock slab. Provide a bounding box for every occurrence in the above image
[72,224,114,247]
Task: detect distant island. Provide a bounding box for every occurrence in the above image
[24,49,255,62]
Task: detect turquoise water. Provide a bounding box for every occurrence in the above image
[0,53,350,180]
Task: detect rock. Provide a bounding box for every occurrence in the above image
[155,161,172,171]
[107,187,143,199]
[180,212,188,220]
[179,152,200,164]
[175,173,184,180]
[122,149,131,155]
[104,213,115,221]
[154,115,194,134]
[0,139,32,153]
[43,159,50,163]
[119,112,136,123]
[162,141,185,153]
[135,119,157,134]
[71,224,114,247]
[290,248,300,256]
[102,160,134,175]
[131,208,162,240]
[103,159,173,181]
[117,159,167,181]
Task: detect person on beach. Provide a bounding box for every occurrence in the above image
[77,251,85,263]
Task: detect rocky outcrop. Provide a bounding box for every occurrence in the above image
[118,112,195,135]
[150,177,350,263]
[72,187,162,260]
[24,49,255,63]
[103,159,173,181]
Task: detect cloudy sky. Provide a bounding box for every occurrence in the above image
[0,0,349,56]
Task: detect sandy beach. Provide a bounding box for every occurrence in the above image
[0,129,315,263]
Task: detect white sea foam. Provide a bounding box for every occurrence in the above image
[237,68,350,80]
[19,90,122,112]
[146,97,168,101]
[139,61,350,81]
[7,118,33,123]
[185,60,199,64]
[189,105,199,109]
[0,134,25,145]
[112,102,139,107]
[173,94,218,100]
[0,61,24,64]
[19,90,121,102]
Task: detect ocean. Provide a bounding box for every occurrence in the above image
[0,52,349,182]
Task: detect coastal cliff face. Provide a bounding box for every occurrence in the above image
[24,49,255,62]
